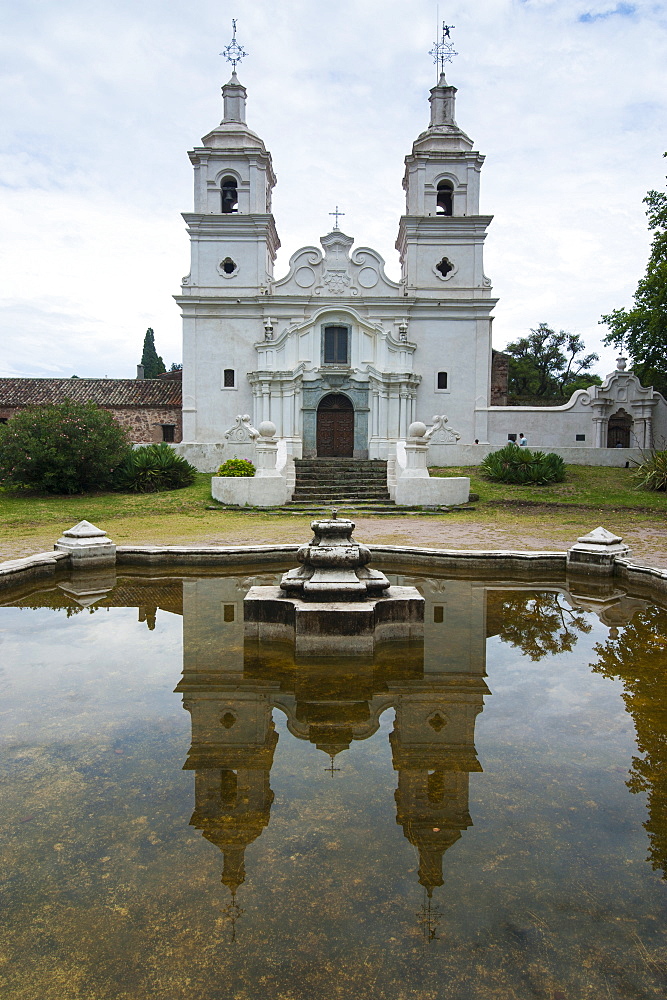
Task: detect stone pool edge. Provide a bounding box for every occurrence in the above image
[1,536,666,601]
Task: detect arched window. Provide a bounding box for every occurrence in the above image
[221,176,238,214]
[436,180,453,216]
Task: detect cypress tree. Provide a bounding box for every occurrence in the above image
[140,328,166,379]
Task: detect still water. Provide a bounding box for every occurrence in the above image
[1,569,666,999]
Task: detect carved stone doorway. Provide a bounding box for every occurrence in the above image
[607,408,633,448]
[316,393,354,457]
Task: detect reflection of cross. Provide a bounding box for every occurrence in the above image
[329,206,345,230]
[220,890,245,942]
[325,755,341,777]
[220,18,248,71]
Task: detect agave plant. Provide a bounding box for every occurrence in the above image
[480,444,566,485]
[633,449,667,492]
[114,443,197,493]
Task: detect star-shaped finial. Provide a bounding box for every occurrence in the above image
[220,19,248,72]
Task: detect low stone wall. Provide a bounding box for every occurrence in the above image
[2,531,667,606]
[0,551,70,591]
[211,475,292,507]
[393,476,470,506]
[428,444,644,468]
[173,441,227,473]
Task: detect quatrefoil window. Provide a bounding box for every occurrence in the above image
[428,712,447,733]
[221,711,236,729]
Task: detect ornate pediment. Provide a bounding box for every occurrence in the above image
[273,231,400,298]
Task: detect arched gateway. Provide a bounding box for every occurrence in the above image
[316,393,354,457]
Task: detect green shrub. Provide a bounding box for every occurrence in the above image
[217,458,255,477]
[480,444,566,485]
[0,400,131,494]
[633,450,667,491]
[114,443,197,493]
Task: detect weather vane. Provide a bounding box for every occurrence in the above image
[329,206,345,231]
[220,19,248,72]
[429,20,458,78]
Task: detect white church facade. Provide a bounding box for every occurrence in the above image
[175,69,667,475]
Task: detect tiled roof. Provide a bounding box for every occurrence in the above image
[0,378,181,407]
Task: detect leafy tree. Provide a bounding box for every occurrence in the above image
[140,327,166,379]
[601,153,667,397]
[0,400,131,494]
[489,591,591,661]
[505,323,600,402]
[592,604,667,878]
[169,362,183,372]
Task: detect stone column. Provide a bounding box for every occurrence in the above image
[254,422,281,477]
[402,422,430,478]
[378,392,388,440]
[593,416,606,448]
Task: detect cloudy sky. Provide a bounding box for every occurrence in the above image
[1,0,666,380]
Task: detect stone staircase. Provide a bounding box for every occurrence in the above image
[283,458,471,515]
[208,456,475,514]
[291,459,391,506]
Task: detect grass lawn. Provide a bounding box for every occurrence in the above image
[0,466,665,565]
[431,464,667,513]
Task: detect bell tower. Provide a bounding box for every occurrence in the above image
[395,68,492,295]
[394,25,497,444]
[177,22,282,452]
[182,70,280,294]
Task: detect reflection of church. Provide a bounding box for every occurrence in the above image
[175,574,490,905]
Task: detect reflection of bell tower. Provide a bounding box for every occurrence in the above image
[183,717,277,894]
[390,676,487,896]
[177,683,278,894]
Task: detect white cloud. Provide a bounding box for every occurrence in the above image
[0,0,666,378]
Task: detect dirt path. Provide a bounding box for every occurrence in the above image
[2,506,665,569]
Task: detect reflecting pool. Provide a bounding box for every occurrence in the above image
[1,569,666,999]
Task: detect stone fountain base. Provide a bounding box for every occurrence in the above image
[244,585,424,657]
[244,510,424,656]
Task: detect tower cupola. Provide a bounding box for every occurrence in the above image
[182,27,280,295]
[396,32,494,303]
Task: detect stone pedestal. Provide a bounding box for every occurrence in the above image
[566,526,630,576]
[54,520,116,568]
[244,512,423,656]
[245,585,424,656]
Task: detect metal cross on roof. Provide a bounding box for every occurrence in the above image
[220,19,248,72]
[329,206,345,230]
[429,21,458,78]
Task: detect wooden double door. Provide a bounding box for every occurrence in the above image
[316,393,354,457]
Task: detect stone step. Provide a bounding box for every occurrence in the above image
[294,471,386,477]
[293,479,388,489]
[292,487,391,497]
